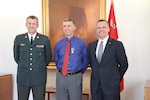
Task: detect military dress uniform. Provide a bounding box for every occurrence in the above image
[13,33,52,100]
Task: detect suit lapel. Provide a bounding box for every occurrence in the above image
[101,38,113,62]
[92,40,99,63]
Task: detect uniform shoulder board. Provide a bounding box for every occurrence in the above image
[17,32,27,36]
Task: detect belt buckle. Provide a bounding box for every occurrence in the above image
[68,72,73,75]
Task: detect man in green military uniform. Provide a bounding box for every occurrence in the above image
[13,15,52,100]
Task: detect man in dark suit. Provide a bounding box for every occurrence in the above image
[13,15,52,100]
[88,19,128,100]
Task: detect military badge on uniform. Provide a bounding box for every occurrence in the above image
[20,44,25,46]
[36,45,44,48]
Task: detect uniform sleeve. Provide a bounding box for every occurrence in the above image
[45,37,52,65]
[13,36,19,64]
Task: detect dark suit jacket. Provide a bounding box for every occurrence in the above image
[13,33,52,86]
[88,38,128,95]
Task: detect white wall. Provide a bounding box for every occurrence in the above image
[106,0,150,100]
[0,0,42,100]
[0,0,150,100]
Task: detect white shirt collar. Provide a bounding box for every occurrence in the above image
[98,36,109,46]
[96,36,109,58]
[28,33,37,41]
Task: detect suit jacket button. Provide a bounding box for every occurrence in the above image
[30,68,32,70]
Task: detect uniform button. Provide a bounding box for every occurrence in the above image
[30,48,32,50]
[30,53,32,55]
[30,63,32,65]
[30,68,32,70]
[30,58,32,61]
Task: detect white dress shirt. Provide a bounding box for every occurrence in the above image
[96,36,109,59]
[28,33,37,42]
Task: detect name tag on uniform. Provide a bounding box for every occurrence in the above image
[36,45,44,48]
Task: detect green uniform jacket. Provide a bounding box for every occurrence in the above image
[13,33,52,86]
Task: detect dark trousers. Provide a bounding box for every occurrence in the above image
[91,83,120,100]
[17,85,45,100]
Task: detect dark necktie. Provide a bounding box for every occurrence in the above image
[62,40,70,76]
[97,41,103,63]
[31,36,33,44]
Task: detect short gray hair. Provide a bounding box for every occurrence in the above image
[63,18,76,25]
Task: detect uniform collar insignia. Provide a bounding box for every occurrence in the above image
[36,36,39,39]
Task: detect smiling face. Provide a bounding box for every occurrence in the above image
[63,18,76,39]
[26,17,39,35]
[63,21,76,38]
[96,20,110,40]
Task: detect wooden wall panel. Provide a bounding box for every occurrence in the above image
[0,74,12,100]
